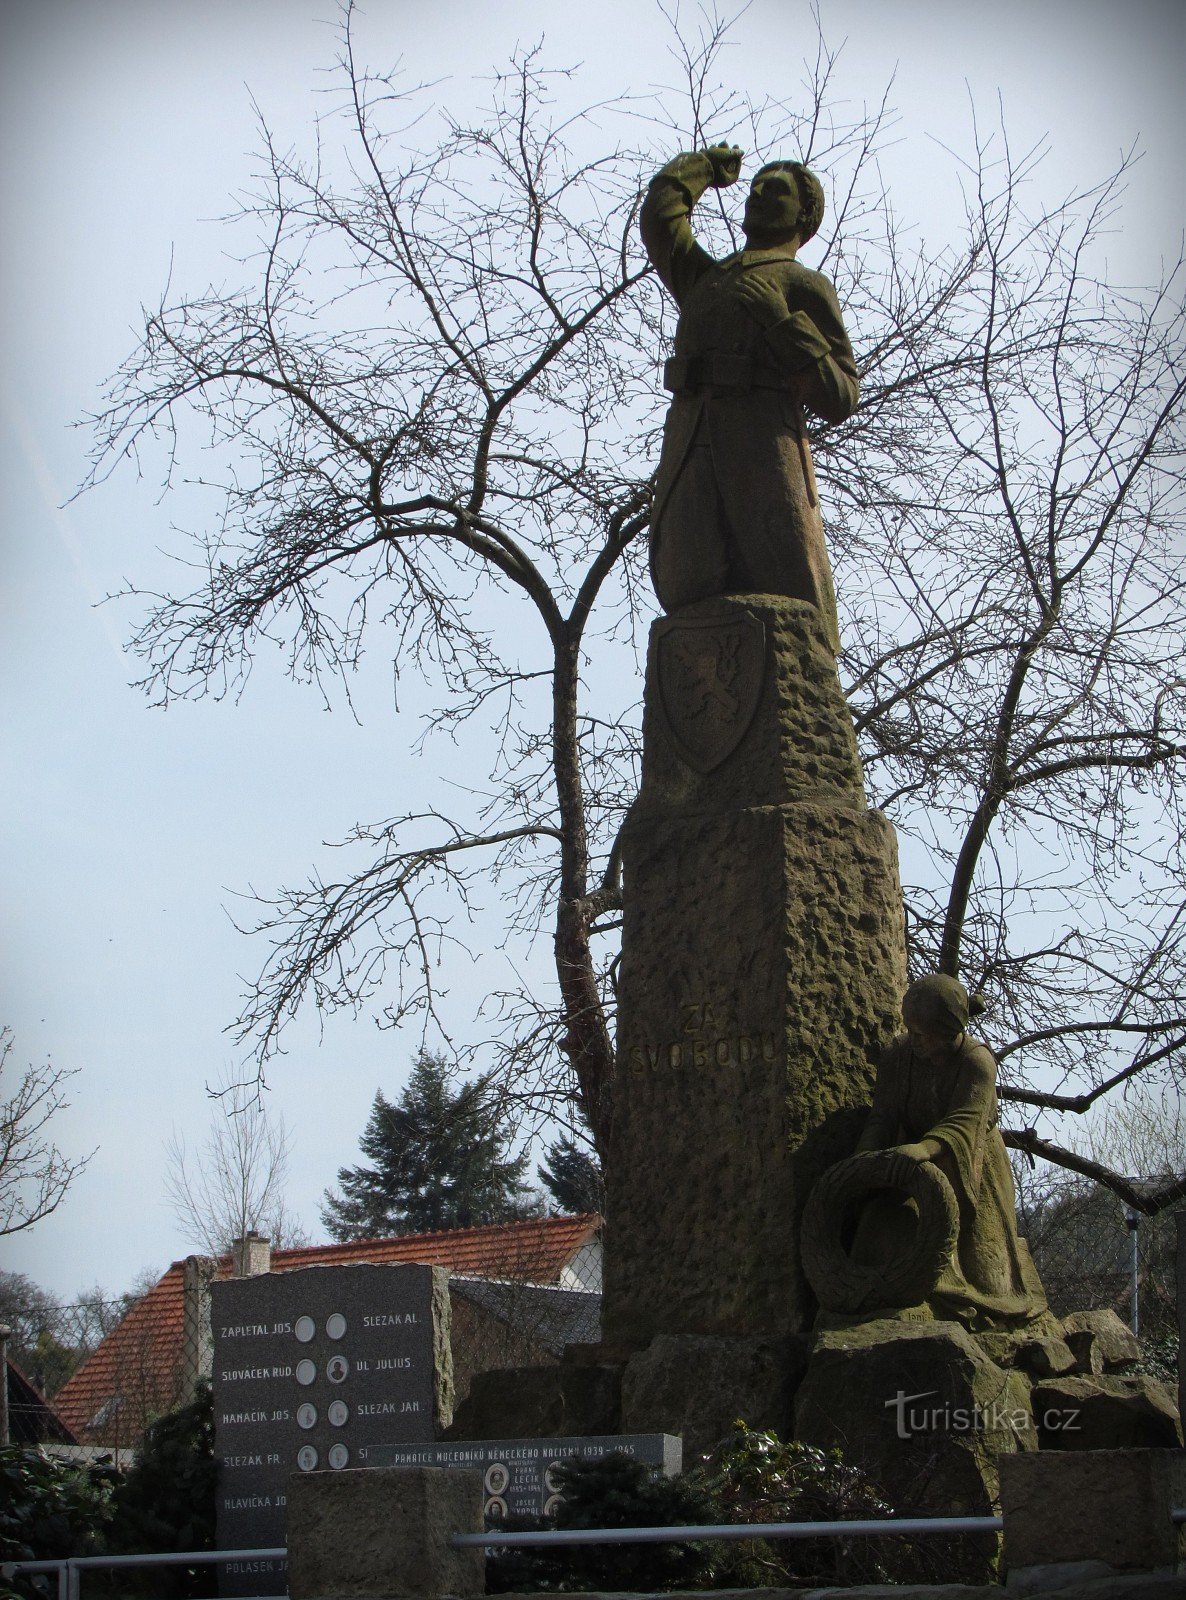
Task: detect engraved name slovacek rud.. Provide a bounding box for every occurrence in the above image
[655,610,765,773]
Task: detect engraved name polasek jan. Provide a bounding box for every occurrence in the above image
[655,610,765,773]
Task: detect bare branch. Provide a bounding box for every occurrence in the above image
[0,1029,95,1237]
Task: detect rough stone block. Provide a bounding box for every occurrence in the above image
[999,1448,1186,1572]
[620,1332,809,1457]
[795,1318,1033,1519]
[444,1362,621,1441]
[286,1466,484,1600]
[1062,1328,1105,1376]
[977,1331,1020,1367]
[1030,1373,1182,1450]
[1061,1308,1141,1371]
[1013,1335,1077,1380]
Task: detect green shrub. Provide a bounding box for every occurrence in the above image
[693,1421,1000,1586]
[0,1446,115,1597]
[486,1451,719,1592]
[103,1385,217,1596]
[485,1421,991,1592]
[689,1422,896,1585]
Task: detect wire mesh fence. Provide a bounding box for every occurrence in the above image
[1015,1161,1182,1378]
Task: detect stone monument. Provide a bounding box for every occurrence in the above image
[792,973,1178,1538]
[600,144,906,1374]
[801,975,1051,1331]
[449,147,1179,1538]
[212,1263,452,1596]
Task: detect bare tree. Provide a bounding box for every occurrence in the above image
[830,115,1186,1207]
[84,8,1184,1204]
[0,1027,94,1237]
[1013,1082,1183,1350]
[165,1070,309,1255]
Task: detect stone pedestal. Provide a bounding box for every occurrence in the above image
[999,1448,1186,1573]
[602,597,906,1347]
[446,1362,622,1440]
[286,1466,484,1600]
[620,1332,809,1457]
[794,1319,1034,1518]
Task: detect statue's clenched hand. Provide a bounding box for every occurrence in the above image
[704,143,743,188]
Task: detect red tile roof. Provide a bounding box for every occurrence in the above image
[53,1215,600,1444]
[267,1214,599,1280]
[7,1359,79,1444]
[52,1262,195,1446]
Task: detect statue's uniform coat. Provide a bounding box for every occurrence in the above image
[641,158,859,649]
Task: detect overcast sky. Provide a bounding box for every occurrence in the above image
[2,0,1182,1302]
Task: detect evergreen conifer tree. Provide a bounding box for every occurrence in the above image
[538,1138,605,1215]
[321,1052,535,1240]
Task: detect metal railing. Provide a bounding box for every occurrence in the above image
[1,1547,285,1600]
[450,1512,1003,1548]
[7,1509,1185,1599]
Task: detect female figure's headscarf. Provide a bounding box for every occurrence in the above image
[901,974,983,1038]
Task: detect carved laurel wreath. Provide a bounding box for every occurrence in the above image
[800,1148,960,1315]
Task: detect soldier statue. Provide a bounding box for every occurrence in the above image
[642,144,859,651]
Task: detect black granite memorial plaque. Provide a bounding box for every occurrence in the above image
[366,1434,681,1523]
[212,1263,449,1595]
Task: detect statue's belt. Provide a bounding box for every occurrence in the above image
[662,352,818,506]
[663,353,798,394]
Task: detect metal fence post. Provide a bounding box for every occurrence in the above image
[1176,1208,1185,1428]
[1124,1206,1140,1336]
[0,1322,10,1446]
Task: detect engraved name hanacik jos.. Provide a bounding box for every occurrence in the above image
[212,1264,445,1599]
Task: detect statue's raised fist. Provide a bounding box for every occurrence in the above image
[704,143,744,188]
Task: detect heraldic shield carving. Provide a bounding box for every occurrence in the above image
[655,610,766,773]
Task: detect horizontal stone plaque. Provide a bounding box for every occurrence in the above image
[212,1263,450,1595]
[365,1433,681,1523]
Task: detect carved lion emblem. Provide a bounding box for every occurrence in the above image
[655,610,765,773]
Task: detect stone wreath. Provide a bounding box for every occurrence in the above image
[801,1147,960,1315]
